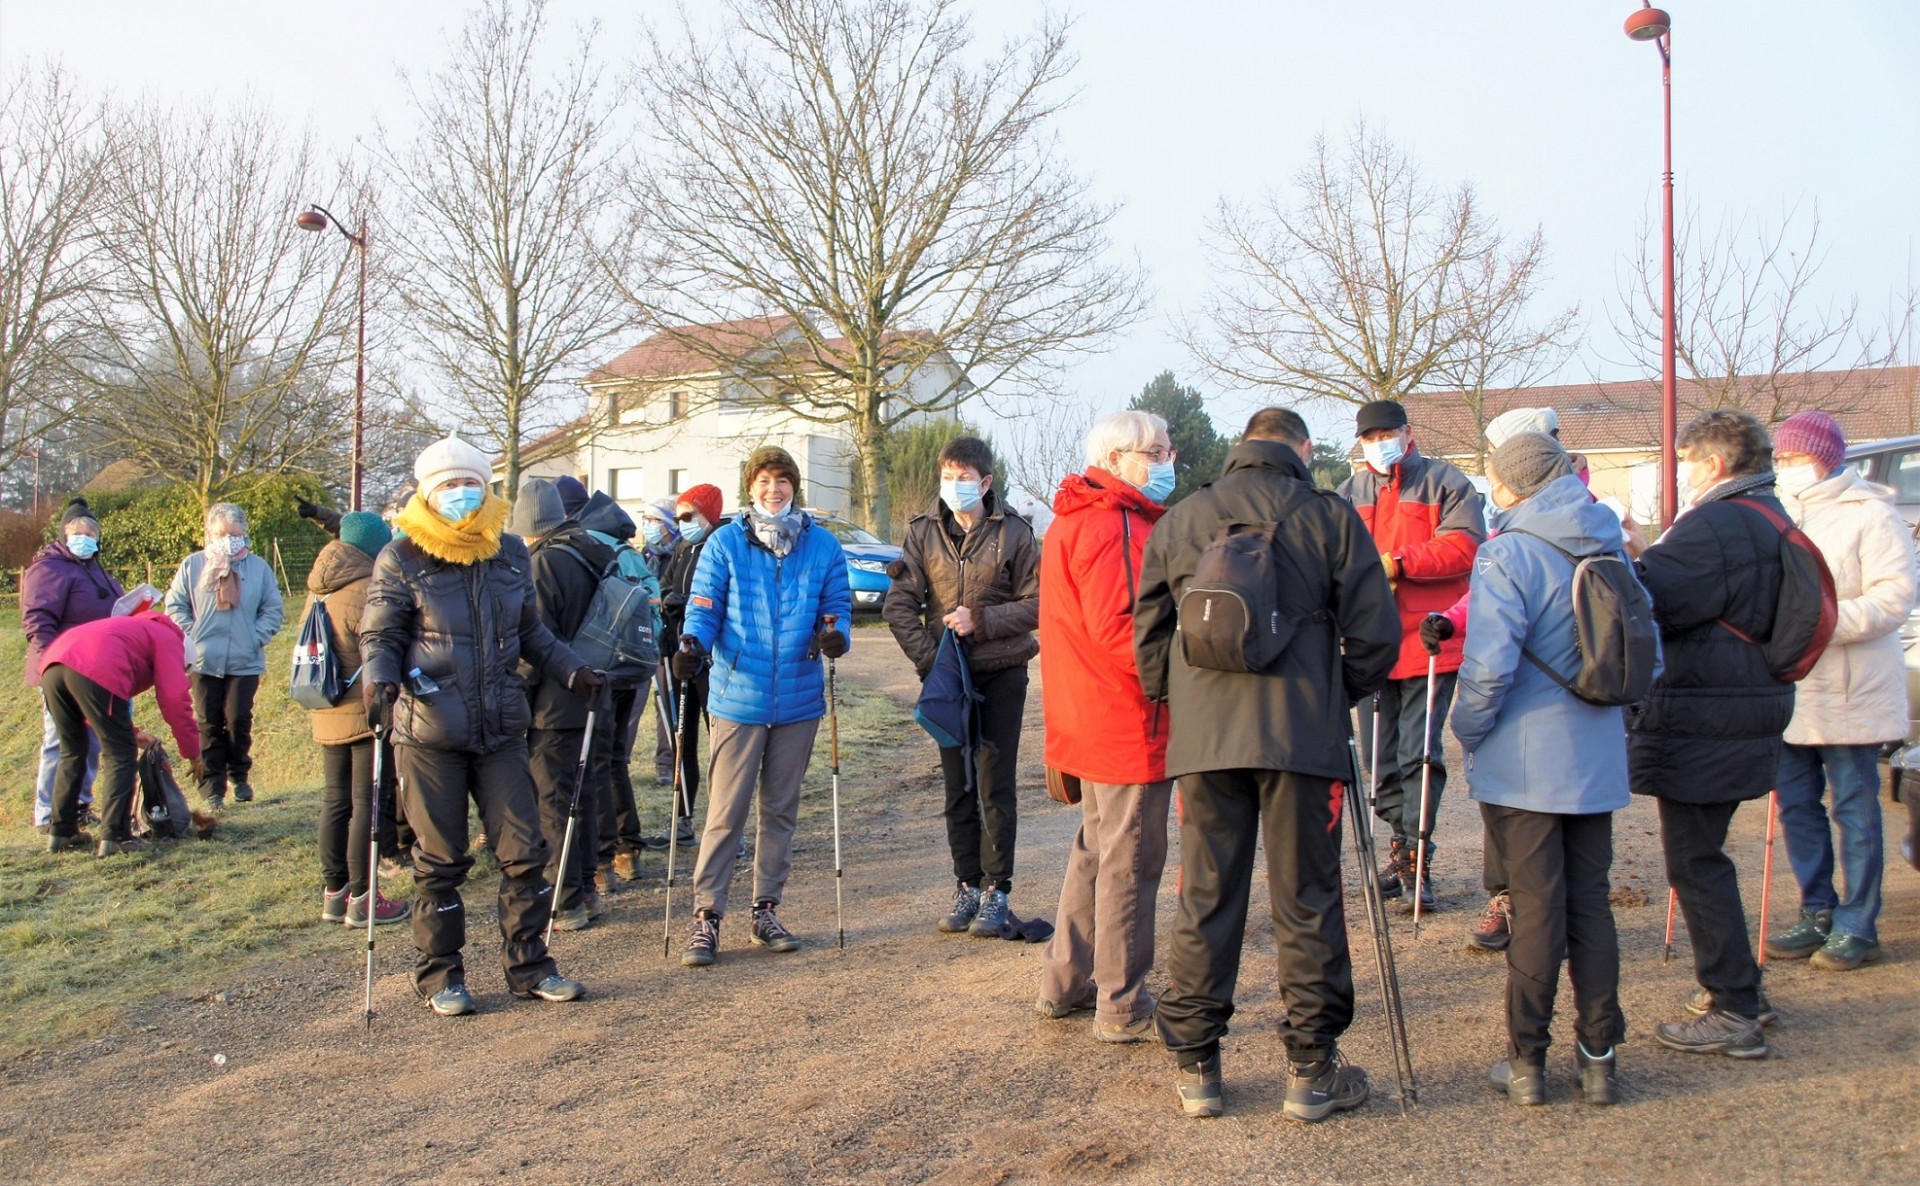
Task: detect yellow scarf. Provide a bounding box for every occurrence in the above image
[394,492,510,564]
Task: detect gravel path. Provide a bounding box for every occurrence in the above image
[2,638,1916,1185]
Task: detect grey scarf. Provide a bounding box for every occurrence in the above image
[746,506,805,558]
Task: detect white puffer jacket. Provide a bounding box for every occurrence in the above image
[1781,466,1917,746]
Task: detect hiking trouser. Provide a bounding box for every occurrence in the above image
[1483,825,1508,896]
[530,719,612,913]
[191,672,260,789]
[1657,797,1763,1017]
[1157,767,1353,1067]
[691,716,819,918]
[938,663,1027,892]
[1040,778,1174,1026]
[34,706,96,827]
[396,742,556,997]
[318,739,375,896]
[597,685,647,865]
[1481,803,1625,1062]
[1358,671,1456,842]
[669,669,709,817]
[1777,742,1885,943]
[42,665,138,842]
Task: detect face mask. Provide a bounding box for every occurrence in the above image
[1774,463,1821,498]
[435,487,485,521]
[753,498,792,518]
[681,522,708,544]
[1140,461,1177,504]
[66,534,99,559]
[1676,460,1705,508]
[641,521,667,548]
[941,479,983,514]
[1361,435,1406,473]
[219,534,249,558]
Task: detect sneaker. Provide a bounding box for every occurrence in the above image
[320,888,350,924]
[1469,891,1512,952]
[939,883,982,933]
[1175,1053,1224,1119]
[550,904,592,932]
[639,831,671,852]
[1684,987,1778,1028]
[1655,1009,1767,1058]
[676,818,697,847]
[750,902,800,953]
[584,890,606,920]
[1764,907,1832,960]
[346,890,411,927]
[96,837,153,857]
[199,778,227,809]
[682,911,719,967]
[1488,1058,1546,1106]
[1376,837,1407,899]
[1094,1014,1156,1044]
[515,973,585,1003]
[1284,1053,1369,1123]
[47,832,93,854]
[1035,986,1098,1020]
[424,983,476,1016]
[969,888,1011,938]
[1575,1043,1618,1106]
[612,851,643,881]
[231,781,254,803]
[1808,933,1882,972]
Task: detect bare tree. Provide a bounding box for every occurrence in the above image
[994,404,1094,511]
[1187,121,1578,435]
[0,64,113,487]
[75,99,354,505]
[379,0,640,499]
[623,0,1144,534]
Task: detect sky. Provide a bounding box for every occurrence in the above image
[4,0,1918,445]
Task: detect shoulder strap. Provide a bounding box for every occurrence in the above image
[1728,496,1793,536]
[550,542,616,581]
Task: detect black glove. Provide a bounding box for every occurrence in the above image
[672,637,706,681]
[815,627,849,660]
[568,666,606,696]
[297,498,319,520]
[1418,613,1456,656]
[362,679,398,721]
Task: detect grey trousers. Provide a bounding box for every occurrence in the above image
[1039,778,1175,1025]
[691,716,820,918]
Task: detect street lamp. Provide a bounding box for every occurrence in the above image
[1624,4,1677,528]
[296,204,369,511]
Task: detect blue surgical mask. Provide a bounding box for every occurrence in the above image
[219,534,249,558]
[1361,435,1406,473]
[681,522,708,544]
[66,534,100,559]
[641,520,667,548]
[1140,461,1177,504]
[940,479,983,514]
[753,498,792,519]
[435,487,485,521]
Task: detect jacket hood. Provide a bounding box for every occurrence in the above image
[541,522,618,569]
[307,538,375,594]
[32,540,91,567]
[1221,438,1314,484]
[1496,473,1621,557]
[576,491,636,540]
[1052,468,1169,521]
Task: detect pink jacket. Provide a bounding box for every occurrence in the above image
[41,612,202,759]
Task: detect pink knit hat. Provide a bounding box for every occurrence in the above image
[1773,410,1846,472]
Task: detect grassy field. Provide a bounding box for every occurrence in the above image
[0,614,900,1054]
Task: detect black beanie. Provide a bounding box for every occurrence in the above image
[58,498,98,531]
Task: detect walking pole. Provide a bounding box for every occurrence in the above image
[1663,887,1678,963]
[545,676,607,948]
[1348,712,1417,1113]
[1368,692,1384,846]
[1412,654,1440,936]
[1757,789,1779,967]
[363,691,390,1030]
[662,675,694,958]
[824,614,846,950]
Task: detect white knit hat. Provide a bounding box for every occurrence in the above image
[413,435,493,494]
[1486,407,1559,450]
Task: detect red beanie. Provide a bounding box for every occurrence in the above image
[677,483,724,526]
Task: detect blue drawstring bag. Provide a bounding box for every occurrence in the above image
[914,628,980,751]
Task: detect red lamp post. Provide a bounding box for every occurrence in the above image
[296,205,369,512]
[1625,4,1677,528]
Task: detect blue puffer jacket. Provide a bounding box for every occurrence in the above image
[684,512,852,727]
[1453,475,1661,816]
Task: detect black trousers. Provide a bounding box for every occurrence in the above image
[1658,797,1764,1017]
[395,742,556,997]
[191,672,260,788]
[529,718,612,912]
[938,663,1026,891]
[1357,672,1456,842]
[1157,768,1353,1067]
[1481,804,1625,1062]
[666,669,709,818]
[318,740,374,895]
[42,665,137,841]
[597,685,646,864]
[1484,831,1508,896]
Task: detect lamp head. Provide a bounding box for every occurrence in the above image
[295,209,330,233]
[1624,7,1671,41]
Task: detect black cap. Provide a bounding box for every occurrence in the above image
[1356,400,1408,435]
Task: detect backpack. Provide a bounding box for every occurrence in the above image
[288,596,346,710]
[1509,533,1660,707]
[132,742,195,840]
[550,542,661,688]
[1177,490,1325,673]
[1717,498,1839,683]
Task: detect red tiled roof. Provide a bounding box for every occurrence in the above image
[584,317,944,385]
[492,417,589,469]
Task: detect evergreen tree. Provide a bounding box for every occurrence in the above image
[1310,441,1353,490]
[1128,371,1227,503]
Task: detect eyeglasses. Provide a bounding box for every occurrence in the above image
[1128,447,1177,464]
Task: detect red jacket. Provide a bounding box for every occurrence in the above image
[1337,445,1486,679]
[41,612,202,759]
[1039,469,1168,784]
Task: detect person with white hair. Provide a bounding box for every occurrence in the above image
[164,502,285,807]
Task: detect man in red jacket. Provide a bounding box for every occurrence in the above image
[40,611,205,855]
[1036,409,1175,1044]
[1337,399,1486,912]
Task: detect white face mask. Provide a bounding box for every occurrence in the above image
[1675,460,1701,508]
[1774,463,1821,498]
[1361,434,1406,474]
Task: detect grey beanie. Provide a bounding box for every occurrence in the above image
[509,478,567,539]
[1488,431,1573,499]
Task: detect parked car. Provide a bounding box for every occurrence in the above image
[1844,437,1920,744]
[726,508,901,612]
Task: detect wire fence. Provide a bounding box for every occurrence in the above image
[4,536,331,605]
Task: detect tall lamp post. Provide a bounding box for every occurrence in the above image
[1625,4,1677,528]
[296,205,369,511]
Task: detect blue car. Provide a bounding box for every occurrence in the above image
[728,508,901,612]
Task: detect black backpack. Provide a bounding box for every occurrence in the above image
[132,742,196,840]
[549,543,661,689]
[1178,490,1326,673]
[1510,533,1659,707]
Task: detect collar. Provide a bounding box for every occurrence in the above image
[394,492,510,563]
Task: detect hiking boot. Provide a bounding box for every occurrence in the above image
[676,817,697,847]
[750,902,800,953]
[1764,908,1832,960]
[1175,1053,1224,1119]
[550,904,592,932]
[1284,1053,1369,1123]
[199,777,227,809]
[1809,933,1882,972]
[96,837,153,857]
[346,890,411,927]
[1469,891,1512,951]
[1377,837,1407,899]
[593,868,618,896]
[1655,1009,1767,1059]
[231,781,254,803]
[640,831,671,852]
[515,973,585,1003]
[1392,843,1437,915]
[939,883,983,933]
[1684,987,1778,1027]
[47,831,93,854]
[584,890,606,920]
[682,911,719,967]
[612,851,643,881]
[1488,1058,1546,1106]
[1575,1043,1618,1106]
[1094,1014,1156,1044]
[1036,986,1098,1020]
[969,888,1012,938]
[320,888,350,924]
[424,983,476,1017]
